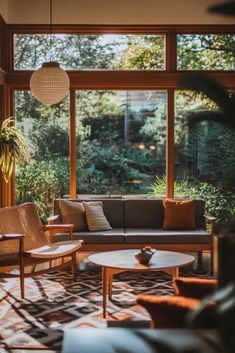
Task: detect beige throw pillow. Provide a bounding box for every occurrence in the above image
[83,202,112,231]
[59,200,87,231]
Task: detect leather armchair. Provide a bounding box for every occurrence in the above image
[137,277,217,328]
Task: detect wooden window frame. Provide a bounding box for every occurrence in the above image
[1,24,235,205]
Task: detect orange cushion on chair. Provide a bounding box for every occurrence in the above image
[137,295,200,328]
[137,294,216,329]
[173,277,217,299]
[163,199,196,230]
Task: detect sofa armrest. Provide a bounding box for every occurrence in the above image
[204,215,217,225]
[174,277,217,299]
[204,215,217,239]
[204,215,217,238]
[42,224,74,243]
[47,214,60,225]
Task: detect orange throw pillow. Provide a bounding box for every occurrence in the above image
[163,199,196,230]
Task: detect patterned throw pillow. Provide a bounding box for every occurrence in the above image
[59,200,87,231]
[163,199,196,230]
[83,202,112,231]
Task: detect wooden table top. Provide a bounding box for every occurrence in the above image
[88,249,195,272]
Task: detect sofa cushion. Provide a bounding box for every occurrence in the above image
[54,199,125,228]
[125,199,164,228]
[101,199,125,228]
[83,202,112,231]
[53,228,125,244]
[59,200,87,231]
[124,228,210,244]
[163,199,196,230]
[194,200,206,228]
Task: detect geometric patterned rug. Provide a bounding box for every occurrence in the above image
[0,267,208,352]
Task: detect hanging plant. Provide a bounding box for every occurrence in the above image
[0,117,31,182]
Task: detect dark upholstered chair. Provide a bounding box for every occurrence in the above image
[137,277,217,328]
[137,230,235,329]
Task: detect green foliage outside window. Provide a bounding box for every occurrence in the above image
[177,34,235,70]
[13,32,235,222]
[16,160,60,223]
[14,34,165,70]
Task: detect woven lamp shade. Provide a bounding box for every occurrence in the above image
[30,61,70,105]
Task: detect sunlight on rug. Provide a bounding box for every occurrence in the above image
[0,268,208,352]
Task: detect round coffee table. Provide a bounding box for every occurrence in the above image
[88,249,195,318]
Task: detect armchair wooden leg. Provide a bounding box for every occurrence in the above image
[72,253,77,280]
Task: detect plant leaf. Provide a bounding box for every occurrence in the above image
[179,74,235,130]
[179,73,235,113]
[209,1,235,17]
[187,110,230,126]
[0,117,32,182]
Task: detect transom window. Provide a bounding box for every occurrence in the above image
[177,34,235,70]
[14,34,165,70]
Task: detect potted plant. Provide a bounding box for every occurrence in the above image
[0,117,31,183]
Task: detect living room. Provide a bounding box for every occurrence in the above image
[0,0,235,352]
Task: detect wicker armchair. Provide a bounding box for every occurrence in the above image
[0,202,83,298]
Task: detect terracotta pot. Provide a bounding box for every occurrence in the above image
[135,246,156,264]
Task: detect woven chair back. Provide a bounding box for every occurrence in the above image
[0,203,48,255]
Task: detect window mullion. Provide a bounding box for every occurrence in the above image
[70,90,77,198]
[166,89,175,198]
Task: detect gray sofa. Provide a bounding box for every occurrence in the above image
[48,198,215,272]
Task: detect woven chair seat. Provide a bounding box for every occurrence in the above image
[0,253,20,266]
[25,240,82,259]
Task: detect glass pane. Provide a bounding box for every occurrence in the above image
[76,90,167,196]
[174,90,235,192]
[174,90,235,223]
[177,34,235,70]
[15,91,70,221]
[14,34,165,70]
[175,90,217,186]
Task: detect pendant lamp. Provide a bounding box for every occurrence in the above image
[30,0,70,105]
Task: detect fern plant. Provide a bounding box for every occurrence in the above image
[0,117,31,182]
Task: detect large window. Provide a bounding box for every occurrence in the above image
[2,25,235,222]
[76,90,167,195]
[14,89,167,203]
[14,34,165,70]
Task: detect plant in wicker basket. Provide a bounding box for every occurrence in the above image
[0,117,31,182]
